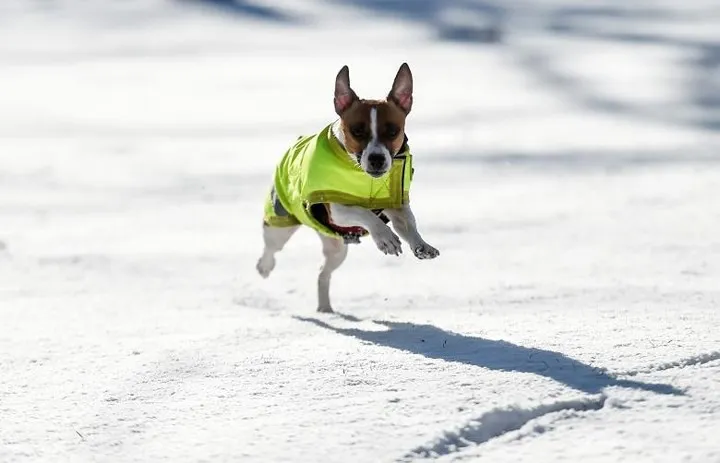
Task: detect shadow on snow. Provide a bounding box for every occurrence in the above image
[295,316,684,396]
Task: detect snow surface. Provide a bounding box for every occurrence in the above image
[1,1,720,462]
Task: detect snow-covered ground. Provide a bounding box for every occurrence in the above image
[1,1,720,462]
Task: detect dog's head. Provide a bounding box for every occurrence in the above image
[333,63,413,178]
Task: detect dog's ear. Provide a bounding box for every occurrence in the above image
[388,62,413,114]
[334,65,358,116]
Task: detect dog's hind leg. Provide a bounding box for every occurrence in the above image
[317,233,348,313]
[256,224,299,278]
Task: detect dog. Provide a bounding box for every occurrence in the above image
[256,63,439,313]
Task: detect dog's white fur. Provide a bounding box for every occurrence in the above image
[257,202,438,312]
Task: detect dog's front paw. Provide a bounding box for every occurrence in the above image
[372,227,402,256]
[413,242,439,260]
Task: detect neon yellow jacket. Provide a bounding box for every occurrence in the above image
[264,123,413,239]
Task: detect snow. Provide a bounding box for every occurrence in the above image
[1,1,720,462]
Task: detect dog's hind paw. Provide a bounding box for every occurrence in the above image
[256,256,275,278]
[317,305,334,313]
[413,243,440,260]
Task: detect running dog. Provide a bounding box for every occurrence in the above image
[257,63,439,312]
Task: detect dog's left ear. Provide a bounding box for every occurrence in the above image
[388,62,413,114]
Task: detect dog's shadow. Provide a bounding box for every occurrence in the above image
[294,315,683,396]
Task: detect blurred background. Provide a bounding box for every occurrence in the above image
[2,0,718,160]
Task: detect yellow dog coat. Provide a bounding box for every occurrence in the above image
[263,123,414,241]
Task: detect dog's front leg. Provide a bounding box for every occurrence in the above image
[329,204,403,256]
[383,205,440,260]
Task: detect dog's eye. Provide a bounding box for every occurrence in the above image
[385,124,400,139]
[350,125,367,139]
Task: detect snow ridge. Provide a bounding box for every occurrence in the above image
[401,395,607,461]
[620,351,720,376]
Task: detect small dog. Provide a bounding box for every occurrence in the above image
[256,63,439,312]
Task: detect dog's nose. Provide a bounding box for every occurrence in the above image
[367,153,385,170]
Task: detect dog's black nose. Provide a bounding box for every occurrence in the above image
[367,153,385,170]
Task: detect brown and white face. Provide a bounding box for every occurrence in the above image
[333,63,413,178]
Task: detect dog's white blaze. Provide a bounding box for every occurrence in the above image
[360,106,391,175]
[370,107,378,141]
[365,107,389,156]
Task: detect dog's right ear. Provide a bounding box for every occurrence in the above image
[334,65,358,116]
